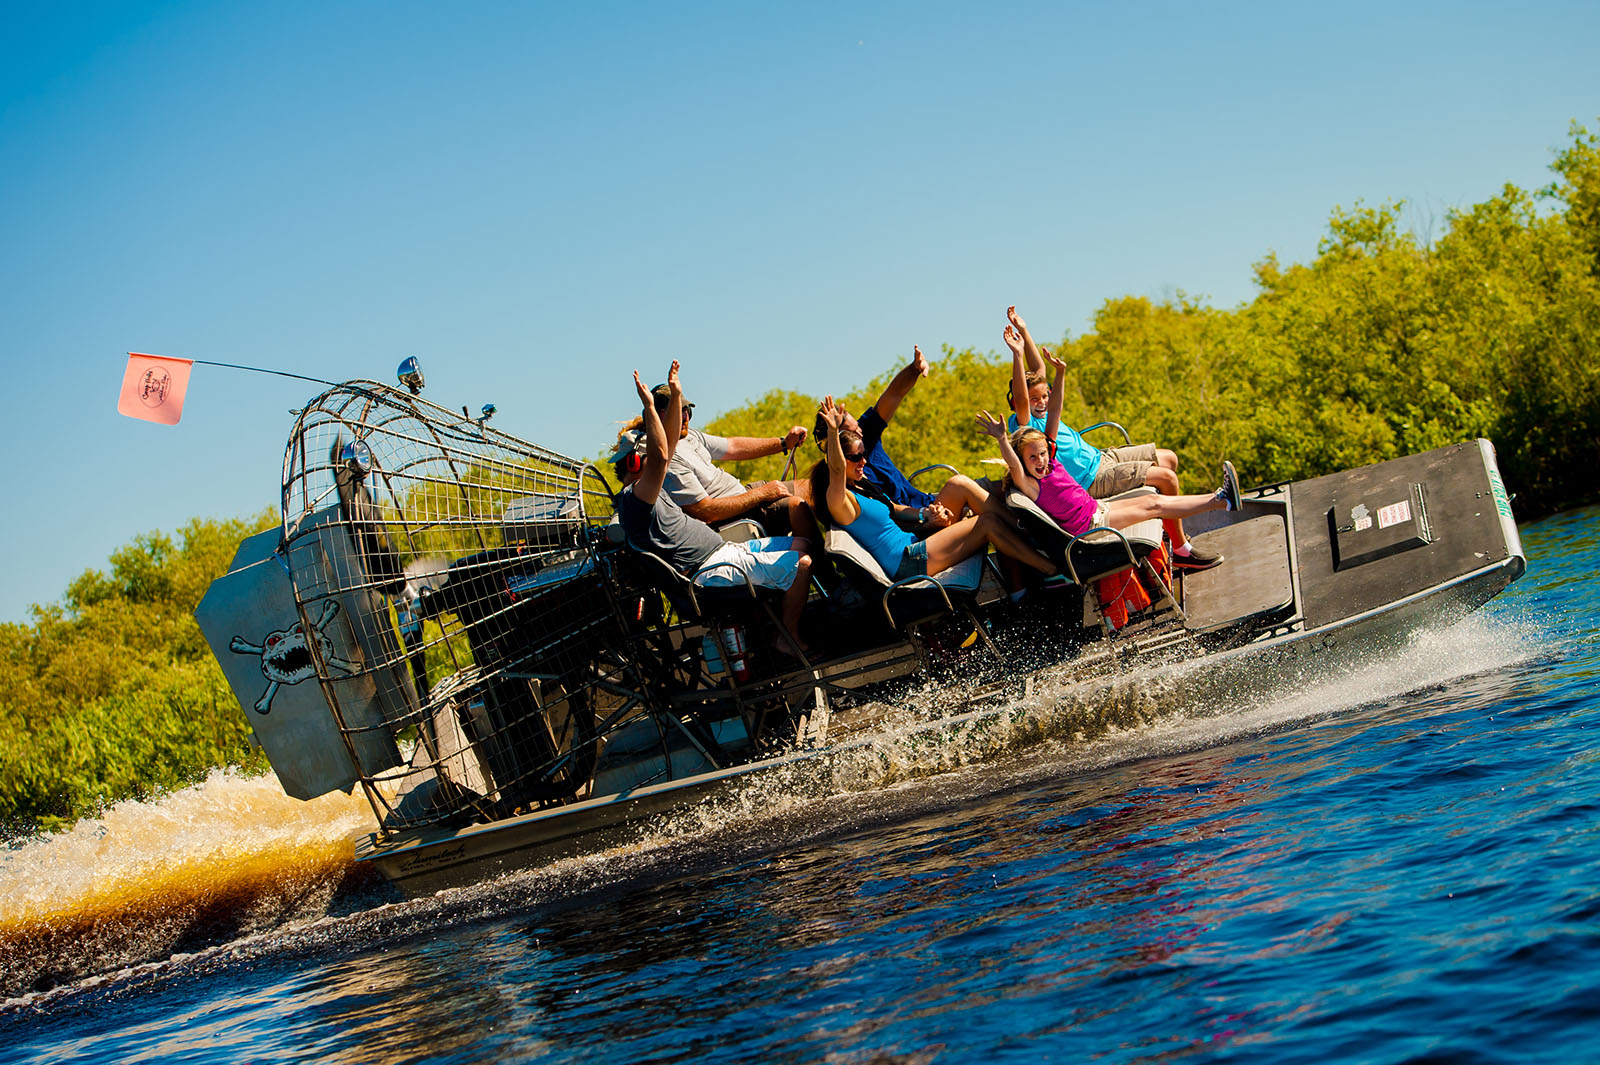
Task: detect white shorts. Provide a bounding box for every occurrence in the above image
[694,536,801,591]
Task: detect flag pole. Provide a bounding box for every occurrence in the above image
[188,359,337,387]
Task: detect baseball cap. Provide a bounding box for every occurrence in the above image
[607,428,647,464]
[650,383,694,414]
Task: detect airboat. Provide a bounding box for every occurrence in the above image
[195,362,1526,896]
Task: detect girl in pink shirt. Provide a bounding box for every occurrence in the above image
[977,347,1242,542]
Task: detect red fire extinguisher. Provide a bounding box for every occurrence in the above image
[721,624,750,681]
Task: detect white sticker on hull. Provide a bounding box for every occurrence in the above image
[1378,500,1412,529]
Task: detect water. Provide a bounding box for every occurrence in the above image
[4,507,1599,1063]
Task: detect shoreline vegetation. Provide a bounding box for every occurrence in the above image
[5,122,1598,837]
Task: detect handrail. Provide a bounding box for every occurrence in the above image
[1062,525,1139,585]
[908,463,960,487]
[1078,421,1132,446]
[881,574,956,630]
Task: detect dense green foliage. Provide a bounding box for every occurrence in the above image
[0,512,277,833]
[712,122,1600,521]
[10,124,1600,833]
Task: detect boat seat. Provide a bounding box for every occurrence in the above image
[712,517,767,543]
[617,534,818,713]
[822,528,985,630]
[617,538,771,624]
[1004,488,1163,581]
[1004,487,1184,624]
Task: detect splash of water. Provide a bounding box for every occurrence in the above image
[0,767,379,997]
[0,612,1547,1004]
[1108,610,1550,763]
[641,611,1549,848]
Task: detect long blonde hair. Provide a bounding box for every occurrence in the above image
[1007,426,1049,490]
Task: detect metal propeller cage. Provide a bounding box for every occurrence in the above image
[278,381,636,831]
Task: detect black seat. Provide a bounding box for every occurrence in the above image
[1004,487,1185,626]
[820,529,987,630]
[818,528,1007,670]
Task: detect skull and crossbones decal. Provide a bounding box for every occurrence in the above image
[229,599,357,714]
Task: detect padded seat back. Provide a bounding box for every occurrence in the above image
[822,528,986,631]
[714,518,766,543]
[822,530,983,593]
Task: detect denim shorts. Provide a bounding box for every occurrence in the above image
[893,539,930,581]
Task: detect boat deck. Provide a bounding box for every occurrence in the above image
[1182,507,1295,633]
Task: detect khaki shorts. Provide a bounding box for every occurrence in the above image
[1088,443,1158,498]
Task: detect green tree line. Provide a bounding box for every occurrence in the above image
[710,122,1600,522]
[6,122,1598,834]
[0,512,276,833]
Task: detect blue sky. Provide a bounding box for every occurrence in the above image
[2,1,1596,621]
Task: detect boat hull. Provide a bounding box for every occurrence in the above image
[356,440,1527,896]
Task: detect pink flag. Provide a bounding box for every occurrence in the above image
[117,352,194,425]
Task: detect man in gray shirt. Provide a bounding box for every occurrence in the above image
[613,362,813,655]
[650,379,816,545]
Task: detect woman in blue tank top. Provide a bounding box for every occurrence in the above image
[811,397,1055,582]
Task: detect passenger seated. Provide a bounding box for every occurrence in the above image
[980,347,1243,544]
[811,396,1054,588]
[650,374,817,545]
[813,344,1009,532]
[612,361,813,653]
[1003,305,1222,571]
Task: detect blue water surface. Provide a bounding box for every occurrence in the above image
[7,507,1600,1064]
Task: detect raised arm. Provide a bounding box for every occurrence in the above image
[977,409,1036,500]
[1009,305,1045,376]
[819,396,862,526]
[1006,325,1031,424]
[874,344,929,425]
[1040,346,1067,448]
[631,360,681,505]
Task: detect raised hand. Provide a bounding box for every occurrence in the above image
[975,409,1008,440]
[1007,305,1028,336]
[633,369,650,406]
[818,395,846,432]
[1039,345,1067,374]
[911,344,929,377]
[667,358,681,395]
[1003,325,1024,358]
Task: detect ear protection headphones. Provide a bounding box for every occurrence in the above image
[624,451,642,475]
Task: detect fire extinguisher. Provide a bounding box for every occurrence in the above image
[721,624,750,682]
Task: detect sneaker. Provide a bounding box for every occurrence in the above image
[1173,544,1224,571]
[1216,460,1243,512]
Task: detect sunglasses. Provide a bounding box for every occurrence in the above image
[843,449,866,463]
